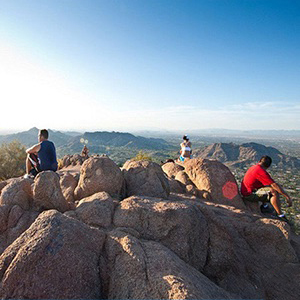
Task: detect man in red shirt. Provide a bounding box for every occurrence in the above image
[241,156,292,221]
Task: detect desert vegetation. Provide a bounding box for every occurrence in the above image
[0,141,26,180]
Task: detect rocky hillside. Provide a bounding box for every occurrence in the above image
[0,157,299,299]
[193,142,300,169]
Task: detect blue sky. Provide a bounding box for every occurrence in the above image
[0,0,299,132]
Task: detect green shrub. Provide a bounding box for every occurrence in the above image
[0,141,27,180]
[132,150,152,161]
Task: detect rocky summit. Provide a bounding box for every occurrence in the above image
[0,156,299,299]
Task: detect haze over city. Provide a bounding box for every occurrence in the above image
[0,0,299,133]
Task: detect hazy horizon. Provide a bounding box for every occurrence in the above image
[1,1,299,132]
[1,126,300,138]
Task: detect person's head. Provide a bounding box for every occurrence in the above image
[259,155,272,169]
[38,129,49,142]
[183,135,189,141]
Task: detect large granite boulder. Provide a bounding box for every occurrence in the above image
[33,171,69,212]
[0,205,39,254]
[71,192,115,228]
[0,210,105,299]
[184,158,246,209]
[168,178,186,194]
[0,178,33,210]
[74,156,124,200]
[113,196,209,271]
[122,160,170,199]
[195,202,300,299]
[162,162,184,178]
[59,171,79,203]
[104,229,233,299]
[175,170,193,186]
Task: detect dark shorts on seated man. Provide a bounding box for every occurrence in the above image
[28,153,41,177]
[243,186,272,203]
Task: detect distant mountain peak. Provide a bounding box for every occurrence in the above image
[27,127,39,133]
[194,142,300,169]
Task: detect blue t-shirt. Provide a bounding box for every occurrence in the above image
[38,140,58,172]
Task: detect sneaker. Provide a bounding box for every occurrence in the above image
[23,174,34,179]
[260,204,274,214]
[278,215,290,223]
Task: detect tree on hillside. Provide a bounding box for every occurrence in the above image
[0,141,27,180]
[132,150,152,161]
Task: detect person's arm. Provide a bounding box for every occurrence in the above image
[26,143,41,154]
[271,182,293,207]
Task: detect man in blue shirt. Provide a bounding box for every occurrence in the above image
[24,129,58,178]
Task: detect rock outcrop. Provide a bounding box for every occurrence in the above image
[122,160,170,199]
[104,229,233,299]
[61,154,86,168]
[0,210,105,299]
[59,171,79,202]
[69,192,115,228]
[184,158,246,209]
[113,196,209,270]
[0,178,33,210]
[33,171,69,212]
[74,156,124,200]
[175,170,193,186]
[0,204,38,254]
[161,162,184,178]
[0,156,299,300]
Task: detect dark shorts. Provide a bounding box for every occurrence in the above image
[28,153,41,176]
[243,187,272,203]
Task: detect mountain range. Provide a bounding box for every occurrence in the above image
[193,142,300,169]
[0,128,174,160]
[1,128,299,169]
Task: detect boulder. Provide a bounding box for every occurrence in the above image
[0,205,39,254]
[196,202,300,299]
[243,218,298,263]
[185,184,211,200]
[0,180,10,196]
[114,196,209,271]
[62,154,71,168]
[122,160,170,199]
[0,210,105,299]
[33,171,69,212]
[0,178,33,210]
[168,178,186,194]
[175,170,193,185]
[104,229,233,299]
[74,192,115,228]
[161,162,184,178]
[71,154,83,166]
[0,205,11,234]
[74,156,124,200]
[59,171,79,202]
[184,158,246,209]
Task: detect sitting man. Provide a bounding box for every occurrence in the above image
[24,129,58,178]
[241,155,292,222]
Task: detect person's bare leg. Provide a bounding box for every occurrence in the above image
[26,155,32,174]
[270,189,282,215]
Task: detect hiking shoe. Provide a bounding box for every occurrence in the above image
[23,174,34,179]
[278,215,290,223]
[260,204,274,214]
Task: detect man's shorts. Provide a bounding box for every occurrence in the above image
[28,153,41,176]
[243,187,272,203]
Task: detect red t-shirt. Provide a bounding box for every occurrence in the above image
[241,164,275,196]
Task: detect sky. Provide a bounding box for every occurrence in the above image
[0,0,299,133]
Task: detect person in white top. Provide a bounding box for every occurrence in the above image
[179,135,192,162]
